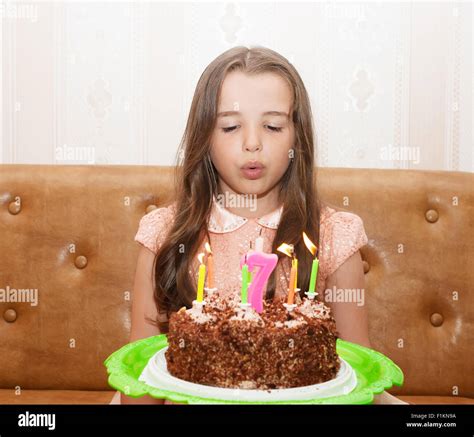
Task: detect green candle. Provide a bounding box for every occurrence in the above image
[241,264,249,304]
[303,231,319,296]
[309,257,319,294]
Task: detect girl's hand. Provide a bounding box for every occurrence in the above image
[120,393,165,405]
[373,391,409,404]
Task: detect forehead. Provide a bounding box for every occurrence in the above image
[217,70,293,114]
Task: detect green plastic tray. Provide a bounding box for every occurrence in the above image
[104,334,403,404]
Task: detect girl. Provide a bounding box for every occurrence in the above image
[116,46,406,405]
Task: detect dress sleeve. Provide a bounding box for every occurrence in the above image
[134,204,175,254]
[320,210,368,278]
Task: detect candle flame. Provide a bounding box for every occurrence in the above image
[277,243,294,258]
[197,252,205,264]
[205,242,212,255]
[302,232,318,256]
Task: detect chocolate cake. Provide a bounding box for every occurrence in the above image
[165,294,341,389]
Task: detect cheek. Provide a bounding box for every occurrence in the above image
[269,146,292,177]
[209,137,238,170]
[264,135,293,174]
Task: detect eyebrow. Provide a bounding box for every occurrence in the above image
[217,110,289,119]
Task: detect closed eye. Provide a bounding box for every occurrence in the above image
[266,125,283,132]
[221,125,283,133]
[222,126,238,133]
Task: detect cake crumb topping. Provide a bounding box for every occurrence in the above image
[275,319,306,329]
[296,298,331,320]
[188,305,216,324]
[229,305,264,325]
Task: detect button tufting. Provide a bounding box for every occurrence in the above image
[362,260,370,274]
[8,200,21,215]
[75,255,88,269]
[425,209,439,223]
[4,309,17,323]
[430,312,444,327]
[146,204,157,213]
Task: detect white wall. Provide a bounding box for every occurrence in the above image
[1,1,472,171]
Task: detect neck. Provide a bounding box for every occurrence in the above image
[216,180,281,219]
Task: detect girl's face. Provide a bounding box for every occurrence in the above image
[209,70,295,198]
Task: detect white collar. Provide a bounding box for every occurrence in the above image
[208,195,283,234]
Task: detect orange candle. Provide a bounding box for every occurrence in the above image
[277,243,298,305]
[288,258,297,305]
[293,257,298,291]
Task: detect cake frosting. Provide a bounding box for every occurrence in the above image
[165,293,341,389]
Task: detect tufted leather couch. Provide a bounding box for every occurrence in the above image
[0,164,473,405]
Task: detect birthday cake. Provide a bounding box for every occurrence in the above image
[165,293,341,390]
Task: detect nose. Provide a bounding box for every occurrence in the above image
[243,127,262,153]
[245,143,261,153]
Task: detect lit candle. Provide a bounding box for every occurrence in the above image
[247,265,253,285]
[288,259,297,305]
[303,232,319,297]
[196,253,206,302]
[204,242,214,289]
[241,260,249,304]
[277,243,298,305]
[239,252,278,313]
[293,257,298,290]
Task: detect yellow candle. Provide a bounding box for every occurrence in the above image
[196,253,206,302]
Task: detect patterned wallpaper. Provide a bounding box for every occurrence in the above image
[1,1,472,171]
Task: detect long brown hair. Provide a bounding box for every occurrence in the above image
[153,46,321,332]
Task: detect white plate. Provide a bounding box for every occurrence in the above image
[139,347,357,402]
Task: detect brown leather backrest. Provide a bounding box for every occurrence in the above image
[1,165,472,396]
[316,167,474,398]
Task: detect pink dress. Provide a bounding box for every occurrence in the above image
[134,196,368,303]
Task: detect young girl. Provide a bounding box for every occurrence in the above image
[116,46,406,405]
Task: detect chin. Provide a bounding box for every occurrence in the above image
[242,187,271,198]
[236,181,268,196]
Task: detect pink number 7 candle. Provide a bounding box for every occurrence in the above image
[239,252,278,313]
